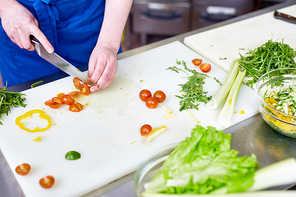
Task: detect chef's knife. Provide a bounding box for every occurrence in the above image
[31,37,97,86]
[274,10,296,24]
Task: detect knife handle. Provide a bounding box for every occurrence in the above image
[274,10,296,24]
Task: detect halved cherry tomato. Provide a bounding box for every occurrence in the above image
[140,124,152,136]
[69,102,84,112]
[146,97,158,109]
[44,99,55,106]
[52,97,63,104]
[200,63,211,73]
[139,89,152,102]
[153,90,166,103]
[73,77,82,90]
[56,93,65,99]
[80,83,91,96]
[15,163,31,176]
[62,94,75,105]
[39,175,55,189]
[70,91,81,98]
[192,58,202,66]
[49,102,61,109]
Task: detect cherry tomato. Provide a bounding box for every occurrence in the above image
[15,163,31,176]
[200,63,211,73]
[73,77,82,90]
[80,83,91,96]
[153,90,166,103]
[192,58,202,66]
[69,103,84,112]
[146,97,158,109]
[49,102,61,109]
[62,94,75,105]
[39,175,55,189]
[70,91,81,98]
[56,93,65,99]
[44,99,55,106]
[140,124,152,136]
[139,89,152,102]
[52,97,63,104]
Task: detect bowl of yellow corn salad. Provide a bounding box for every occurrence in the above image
[255,68,296,138]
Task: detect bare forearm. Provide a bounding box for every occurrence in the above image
[97,0,133,52]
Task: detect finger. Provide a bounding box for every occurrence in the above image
[31,26,54,53]
[18,29,34,51]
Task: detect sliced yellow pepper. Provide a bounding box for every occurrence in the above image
[15,109,51,133]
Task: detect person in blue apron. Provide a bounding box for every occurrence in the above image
[0,0,132,91]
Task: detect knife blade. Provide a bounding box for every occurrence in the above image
[31,37,97,86]
[274,10,296,24]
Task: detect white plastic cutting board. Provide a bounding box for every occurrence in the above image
[0,41,258,197]
[184,5,296,72]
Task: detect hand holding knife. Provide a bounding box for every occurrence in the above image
[30,36,97,86]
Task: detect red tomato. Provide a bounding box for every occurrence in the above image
[80,83,91,96]
[39,175,55,189]
[146,97,158,109]
[15,163,31,176]
[139,89,152,102]
[73,77,82,90]
[140,124,152,136]
[52,97,63,104]
[56,93,65,99]
[62,94,75,105]
[44,99,55,106]
[70,91,81,98]
[153,90,166,103]
[200,63,211,73]
[192,58,202,66]
[49,102,61,109]
[69,103,84,112]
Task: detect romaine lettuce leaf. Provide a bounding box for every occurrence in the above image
[144,125,258,194]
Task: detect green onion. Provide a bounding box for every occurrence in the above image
[31,80,43,88]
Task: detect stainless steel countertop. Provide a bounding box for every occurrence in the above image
[1,1,296,196]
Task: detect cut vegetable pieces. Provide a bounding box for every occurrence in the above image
[147,125,167,143]
[186,109,200,124]
[218,68,246,128]
[159,104,173,114]
[206,60,239,109]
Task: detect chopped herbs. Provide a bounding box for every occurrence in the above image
[220,57,227,60]
[167,60,212,111]
[239,39,296,87]
[0,86,27,125]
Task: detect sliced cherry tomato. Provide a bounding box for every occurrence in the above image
[70,91,81,98]
[146,97,158,109]
[140,124,152,136]
[139,89,152,102]
[62,94,75,105]
[56,93,65,99]
[192,58,202,66]
[73,77,82,90]
[49,102,61,109]
[15,163,31,176]
[80,83,91,96]
[44,99,55,106]
[52,97,63,104]
[39,175,55,189]
[153,90,166,103]
[200,63,211,73]
[69,102,84,112]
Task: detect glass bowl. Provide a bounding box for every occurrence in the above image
[255,68,296,138]
[134,143,178,197]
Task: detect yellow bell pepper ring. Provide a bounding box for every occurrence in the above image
[15,109,51,133]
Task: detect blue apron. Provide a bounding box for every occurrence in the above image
[0,0,120,87]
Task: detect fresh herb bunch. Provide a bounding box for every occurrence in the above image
[239,39,296,87]
[0,86,27,125]
[167,60,212,111]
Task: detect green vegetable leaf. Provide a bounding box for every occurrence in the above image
[144,125,258,195]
